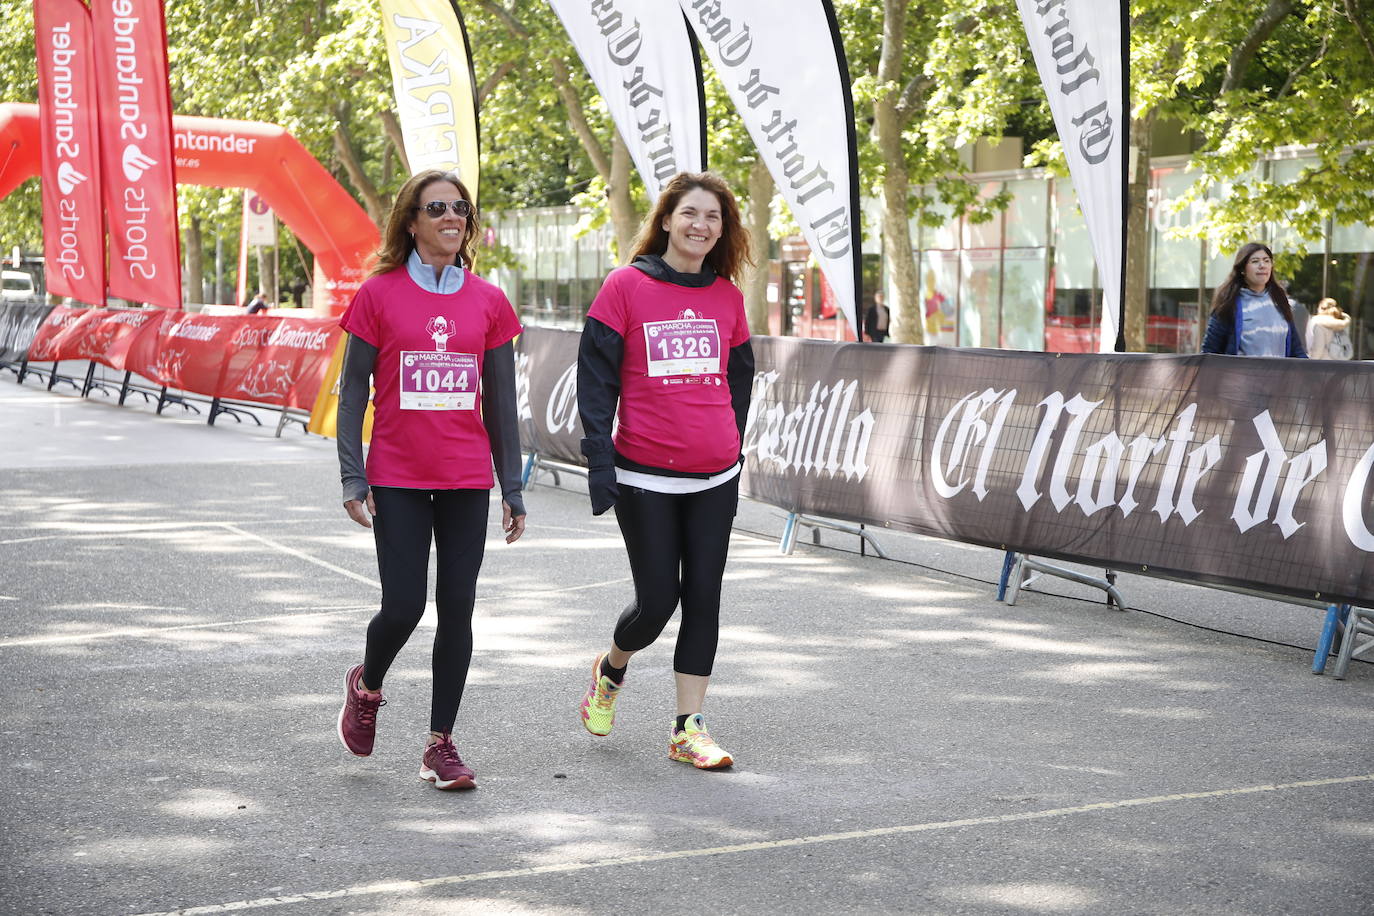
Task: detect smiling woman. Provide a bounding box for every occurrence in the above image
[1201,241,1308,358]
[573,171,756,771]
[332,168,528,791]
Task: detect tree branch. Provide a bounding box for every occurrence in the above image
[333,110,386,225]
[478,59,517,106]
[1344,0,1374,67]
[476,0,527,41]
[1220,0,1295,94]
[896,74,932,126]
[378,109,411,176]
[551,57,611,179]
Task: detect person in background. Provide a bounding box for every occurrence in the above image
[1306,297,1354,360]
[864,291,891,343]
[1281,280,1310,344]
[575,171,754,770]
[246,292,269,315]
[1201,242,1307,358]
[334,169,527,791]
[290,279,308,308]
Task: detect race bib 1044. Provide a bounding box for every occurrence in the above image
[643,318,720,377]
[400,351,477,410]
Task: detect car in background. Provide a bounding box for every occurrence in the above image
[2,269,36,301]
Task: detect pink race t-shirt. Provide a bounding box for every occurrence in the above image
[340,268,521,490]
[587,265,749,473]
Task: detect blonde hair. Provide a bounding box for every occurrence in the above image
[1317,297,1347,320]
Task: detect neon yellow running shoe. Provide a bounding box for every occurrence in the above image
[580,653,623,736]
[668,714,734,769]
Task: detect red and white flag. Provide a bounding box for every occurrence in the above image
[34,0,105,306]
[90,0,181,308]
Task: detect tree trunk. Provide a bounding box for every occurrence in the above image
[333,118,387,227]
[744,158,773,334]
[184,216,204,306]
[875,0,924,344]
[607,133,638,263]
[256,245,278,306]
[378,109,411,177]
[1123,113,1154,351]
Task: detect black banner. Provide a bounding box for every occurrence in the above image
[516,327,1374,605]
[0,302,56,364]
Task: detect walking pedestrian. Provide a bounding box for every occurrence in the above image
[1201,242,1308,357]
[335,169,527,790]
[575,171,754,770]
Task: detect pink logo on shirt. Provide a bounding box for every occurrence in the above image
[425,316,452,351]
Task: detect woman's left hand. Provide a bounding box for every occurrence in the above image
[502,501,526,544]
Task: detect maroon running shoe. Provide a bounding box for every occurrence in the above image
[337,664,385,757]
[420,734,476,790]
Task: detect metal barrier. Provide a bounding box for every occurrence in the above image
[997,549,1366,678]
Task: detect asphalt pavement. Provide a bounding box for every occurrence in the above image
[1,363,1371,916]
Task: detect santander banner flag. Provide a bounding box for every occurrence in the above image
[548,0,705,200]
[1016,0,1126,351]
[680,0,862,336]
[35,0,105,306]
[90,0,182,308]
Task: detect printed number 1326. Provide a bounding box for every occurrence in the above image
[656,336,713,359]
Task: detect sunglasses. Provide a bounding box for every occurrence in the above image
[416,199,473,219]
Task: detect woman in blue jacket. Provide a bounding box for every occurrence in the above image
[1201,241,1307,357]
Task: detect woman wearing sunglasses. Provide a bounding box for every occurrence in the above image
[575,171,754,769]
[335,169,526,790]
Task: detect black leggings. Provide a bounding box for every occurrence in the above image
[612,476,738,676]
[362,487,488,734]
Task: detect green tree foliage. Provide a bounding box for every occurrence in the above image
[0,1,39,256]
[1136,0,1374,256]
[3,1,1370,329]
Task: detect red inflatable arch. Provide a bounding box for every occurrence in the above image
[0,102,378,314]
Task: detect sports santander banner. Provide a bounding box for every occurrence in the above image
[548,0,705,199]
[23,307,340,409]
[34,0,105,306]
[681,0,861,335]
[379,0,481,191]
[1016,0,1126,352]
[90,0,181,308]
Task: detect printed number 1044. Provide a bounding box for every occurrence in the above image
[410,368,471,391]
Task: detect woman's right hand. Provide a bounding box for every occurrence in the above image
[344,490,376,528]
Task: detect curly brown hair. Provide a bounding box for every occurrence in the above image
[371,170,479,277]
[627,171,752,284]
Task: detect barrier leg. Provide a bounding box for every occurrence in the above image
[1005,554,1028,606]
[780,512,799,556]
[996,551,1016,602]
[47,362,59,390]
[16,357,29,384]
[521,452,537,488]
[81,362,96,397]
[1313,604,1341,674]
[1333,605,1362,680]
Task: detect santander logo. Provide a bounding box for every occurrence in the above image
[57,162,87,195]
[122,144,158,182]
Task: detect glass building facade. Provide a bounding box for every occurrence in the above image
[486,148,1374,356]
